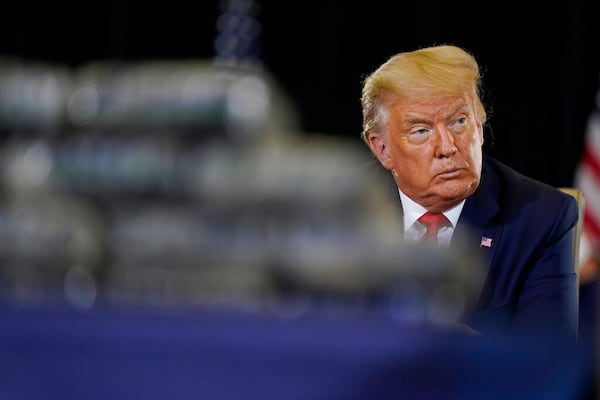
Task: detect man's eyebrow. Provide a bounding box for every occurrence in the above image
[402,103,469,125]
[402,115,429,125]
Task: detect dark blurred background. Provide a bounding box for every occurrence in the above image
[1,0,599,186]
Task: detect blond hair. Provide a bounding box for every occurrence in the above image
[360,45,487,143]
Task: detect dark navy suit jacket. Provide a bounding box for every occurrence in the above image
[454,156,579,339]
[380,156,579,338]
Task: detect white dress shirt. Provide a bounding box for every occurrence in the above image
[399,190,465,246]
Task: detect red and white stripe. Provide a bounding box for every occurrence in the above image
[575,92,600,254]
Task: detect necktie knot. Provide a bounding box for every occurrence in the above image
[418,212,450,242]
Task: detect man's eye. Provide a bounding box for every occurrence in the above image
[407,128,431,144]
[412,128,429,136]
[450,117,468,130]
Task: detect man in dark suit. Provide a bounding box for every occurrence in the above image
[360,44,579,339]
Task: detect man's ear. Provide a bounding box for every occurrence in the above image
[366,131,393,170]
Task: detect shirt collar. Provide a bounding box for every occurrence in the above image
[398,189,465,232]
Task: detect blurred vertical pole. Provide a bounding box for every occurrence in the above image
[213,0,262,69]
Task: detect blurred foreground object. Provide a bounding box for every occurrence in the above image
[0,57,482,330]
[0,56,298,141]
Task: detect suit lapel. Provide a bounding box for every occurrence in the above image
[453,167,503,308]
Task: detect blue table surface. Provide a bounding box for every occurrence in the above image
[0,303,595,400]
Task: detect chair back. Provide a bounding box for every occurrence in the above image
[559,187,585,273]
[559,187,585,339]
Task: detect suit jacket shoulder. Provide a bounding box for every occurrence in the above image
[460,156,579,338]
[467,155,578,232]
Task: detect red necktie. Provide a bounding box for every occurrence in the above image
[418,212,450,242]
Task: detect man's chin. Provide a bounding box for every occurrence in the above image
[433,187,474,206]
[437,179,478,199]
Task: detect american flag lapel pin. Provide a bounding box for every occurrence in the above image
[480,236,493,248]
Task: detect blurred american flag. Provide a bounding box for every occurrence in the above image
[575,81,600,270]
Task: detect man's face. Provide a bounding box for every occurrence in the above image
[368,93,484,212]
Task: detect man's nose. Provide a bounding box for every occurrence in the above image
[433,126,457,157]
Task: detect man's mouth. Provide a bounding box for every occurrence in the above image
[437,168,461,178]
